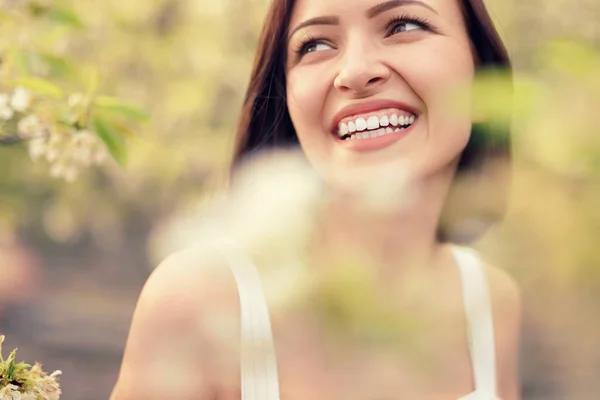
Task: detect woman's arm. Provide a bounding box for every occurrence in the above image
[111,248,239,399]
[486,264,523,400]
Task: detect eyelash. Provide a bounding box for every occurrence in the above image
[386,13,433,36]
[293,13,434,58]
[294,34,322,57]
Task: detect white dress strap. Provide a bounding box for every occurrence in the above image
[452,246,498,396]
[212,240,280,400]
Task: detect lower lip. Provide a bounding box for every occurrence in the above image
[333,119,417,152]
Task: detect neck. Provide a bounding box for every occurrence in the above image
[310,166,456,283]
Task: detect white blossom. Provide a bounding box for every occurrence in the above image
[0,94,14,120]
[28,137,48,161]
[18,115,44,138]
[45,134,64,163]
[22,124,109,182]
[49,163,66,179]
[70,130,97,166]
[94,145,108,165]
[0,384,20,399]
[10,87,32,112]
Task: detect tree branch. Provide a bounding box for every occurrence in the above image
[0,135,26,145]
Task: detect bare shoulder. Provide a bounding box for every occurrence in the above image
[482,261,522,319]
[112,244,240,399]
[127,244,240,341]
[481,259,522,400]
[143,244,239,310]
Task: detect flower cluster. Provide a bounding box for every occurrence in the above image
[27,124,109,182]
[0,87,109,182]
[0,87,32,121]
[0,335,62,400]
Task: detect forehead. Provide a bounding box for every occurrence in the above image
[289,0,464,23]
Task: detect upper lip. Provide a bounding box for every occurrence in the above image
[330,99,421,134]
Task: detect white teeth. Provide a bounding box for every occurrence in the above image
[340,122,349,135]
[367,116,379,130]
[338,111,417,140]
[355,118,367,131]
[345,126,403,141]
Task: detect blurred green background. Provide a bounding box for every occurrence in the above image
[1,0,599,398]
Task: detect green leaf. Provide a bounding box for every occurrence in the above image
[93,117,128,166]
[12,77,64,99]
[39,53,77,77]
[48,7,85,29]
[6,348,17,379]
[94,96,150,123]
[86,68,100,99]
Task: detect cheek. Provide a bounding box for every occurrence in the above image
[398,39,475,116]
[286,68,329,131]
[286,68,333,163]
[394,40,475,160]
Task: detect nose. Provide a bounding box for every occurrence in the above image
[333,44,391,95]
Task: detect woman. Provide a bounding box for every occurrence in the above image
[112,0,521,398]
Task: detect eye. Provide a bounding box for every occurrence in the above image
[391,21,422,35]
[294,36,334,58]
[304,42,333,54]
[386,14,432,37]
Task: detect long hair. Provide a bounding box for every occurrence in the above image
[233,0,513,243]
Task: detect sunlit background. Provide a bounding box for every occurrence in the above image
[1,0,599,398]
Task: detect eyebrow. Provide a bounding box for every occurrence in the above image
[367,0,438,19]
[289,0,438,40]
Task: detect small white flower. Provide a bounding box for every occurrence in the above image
[70,130,99,166]
[0,94,14,120]
[18,115,44,138]
[44,134,64,163]
[73,147,94,166]
[45,148,61,163]
[28,137,48,161]
[0,96,14,121]
[0,384,21,399]
[94,145,108,165]
[0,107,14,120]
[10,87,32,112]
[49,163,65,179]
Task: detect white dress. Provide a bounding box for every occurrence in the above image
[215,242,500,400]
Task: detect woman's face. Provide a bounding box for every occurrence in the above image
[285,0,475,185]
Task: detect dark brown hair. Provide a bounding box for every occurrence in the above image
[233,0,513,243]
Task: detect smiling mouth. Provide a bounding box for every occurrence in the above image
[334,109,418,141]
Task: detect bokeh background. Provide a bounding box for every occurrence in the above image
[1,0,599,399]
